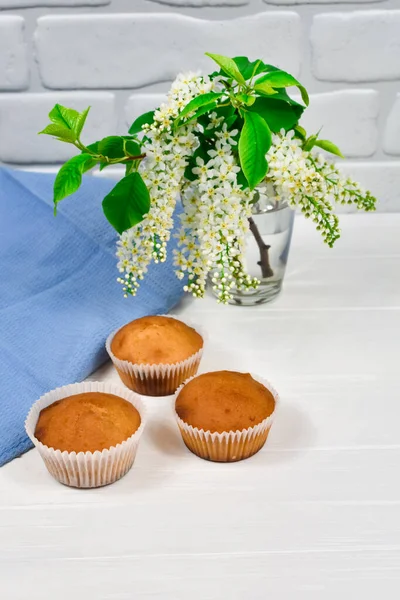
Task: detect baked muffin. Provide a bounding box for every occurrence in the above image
[35,392,141,453]
[175,371,278,462]
[107,315,204,396]
[25,382,146,488]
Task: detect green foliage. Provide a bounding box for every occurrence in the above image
[256,70,309,106]
[206,53,246,85]
[53,153,96,213]
[181,102,221,128]
[302,130,344,158]
[96,136,142,160]
[75,107,90,138]
[40,53,360,262]
[98,136,127,160]
[232,57,279,80]
[39,124,77,143]
[294,125,307,140]
[253,82,277,96]
[249,96,303,132]
[174,92,224,127]
[314,139,344,158]
[303,134,319,152]
[128,110,155,135]
[236,93,256,106]
[102,172,150,234]
[39,104,90,144]
[238,111,271,190]
[124,138,142,157]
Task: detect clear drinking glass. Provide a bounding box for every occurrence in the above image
[229,198,295,306]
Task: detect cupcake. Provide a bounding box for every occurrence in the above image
[106,315,204,396]
[25,381,146,488]
[174,371,278,462]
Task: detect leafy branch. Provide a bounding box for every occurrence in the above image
[38,51,375,294]
[40,56,312,232]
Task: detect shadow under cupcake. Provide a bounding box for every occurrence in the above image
[106,315,204,396]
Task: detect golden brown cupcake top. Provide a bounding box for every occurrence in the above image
[175,371,275,433]
[35,392,141,453]
[111,315,203,365]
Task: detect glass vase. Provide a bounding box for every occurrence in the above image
[228,198,295,306]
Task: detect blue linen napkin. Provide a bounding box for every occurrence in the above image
[0,167,184,466]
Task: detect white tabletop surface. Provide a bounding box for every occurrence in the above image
[1,213,400,600]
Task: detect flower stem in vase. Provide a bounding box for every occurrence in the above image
[248,217,274,279]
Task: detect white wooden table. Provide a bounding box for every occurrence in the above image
[1,213,400,599]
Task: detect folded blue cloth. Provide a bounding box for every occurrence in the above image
[0,167,184,466]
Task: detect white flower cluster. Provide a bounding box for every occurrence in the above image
[116,76,375,302]
[174,119,258,303]
[116,73,217,297]
[315,156,376,212]
[266,131,340,247]
[266,131,375,247]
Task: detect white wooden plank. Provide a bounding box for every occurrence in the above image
[2,548,400,599]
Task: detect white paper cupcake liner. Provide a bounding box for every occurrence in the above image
[106,315,205,397]
[25,381,147,488]
[174,373,279,462]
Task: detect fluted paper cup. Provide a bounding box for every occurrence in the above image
[106,315,204,397]
[25,381,146,488]
[174,373,279,462]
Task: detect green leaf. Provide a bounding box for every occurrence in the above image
[238,111,271,190]
[233,57,264,80]
[303,134,319,152]
[256,70,309,106]
[75,106,90,138]
[314,139,344,158]
[125,162,136,176]
[249,97,303,133]
[225,114,238,128]
[264,88,303,106]
[214,104,236,119]
[38,124,77,143]
[128,110,155,135]
[182,101,220,127]
[124,139,142,156]
[294,125,307,140]
[98,136,126,159]
[254,82,278,96]
[236,93,256,106]
[53,153,96,212]
[175,92,223,125]
[205,53,246,85]
[236,168,248,190]
[232,57,279,81]
[102,172,150,234]
[86,141,100,154]
[40,104,91,143]
[48,104,81,130]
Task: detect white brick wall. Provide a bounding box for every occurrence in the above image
[0,16,29,90]
[311,11,400,82]
[35,13,301,88]
[0,92,116,163]
[0,0,399,211]
[0,0,109,6]
[294,90,379,158]
[383,94,400,156]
